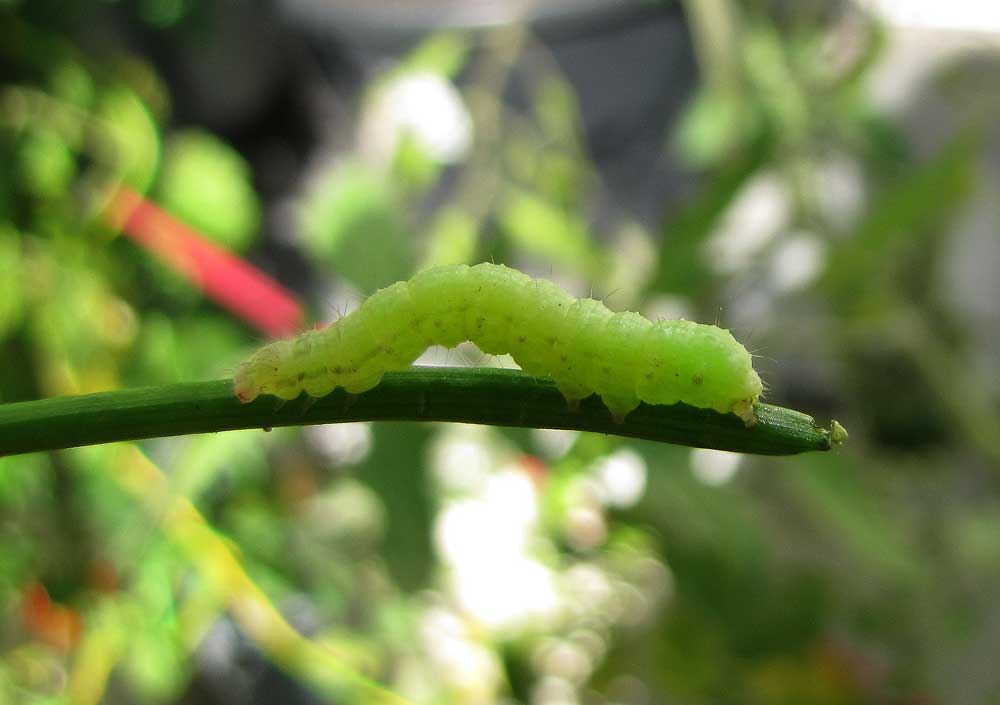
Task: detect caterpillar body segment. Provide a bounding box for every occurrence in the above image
[234,263,764,425]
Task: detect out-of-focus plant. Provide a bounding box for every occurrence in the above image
[0,9,662,704]
[156,130,261,253]
[2,1,1000,705]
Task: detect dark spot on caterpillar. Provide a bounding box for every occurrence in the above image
[693,374,703,385]
[518,336,527,343]
[262,426,272,433]
[602,366,611,374]
[333,366,343,374]
[560,355,568,362]
[297,372,305,381]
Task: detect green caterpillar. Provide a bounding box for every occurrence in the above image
[234,263,764,425]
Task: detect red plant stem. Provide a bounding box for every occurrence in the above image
[106,186,304,338]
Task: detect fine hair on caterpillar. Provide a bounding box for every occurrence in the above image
[234,263,764,425]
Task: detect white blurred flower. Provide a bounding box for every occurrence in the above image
[815,155,865,229]
[859,0,1000,31]
[304,422,372,465]
[610,581,651,627]
[434,468,539,564]
[567,628,607,663]
[434,467,561,632]
[769,232,827,293]
[359,71,473,166]
[533,638,593,684]
[564,503,607,552]
[419,606,503,701]
[531,675,579,705]
[690,448,743,486]
[589,448,647,509]
[429,429,495,494]
[450,556,561,633]
[436,498,519,564]
[531,429,579,460]
[484,467,539,530]
[706,170,790,274]
[301,480,384,541]
[561,563,614,617]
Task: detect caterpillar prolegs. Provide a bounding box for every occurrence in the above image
[234,263,764,425]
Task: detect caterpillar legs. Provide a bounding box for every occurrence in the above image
[732,400,757,427]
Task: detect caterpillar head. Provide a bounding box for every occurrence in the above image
[234,365,260,403]
[721,360,763,426]
[234,341,293,403]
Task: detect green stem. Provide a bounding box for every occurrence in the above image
[0,368,834,456]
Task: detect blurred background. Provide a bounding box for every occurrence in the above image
[2,1,1000,703]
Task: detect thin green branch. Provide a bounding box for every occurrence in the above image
[0,368,835,456]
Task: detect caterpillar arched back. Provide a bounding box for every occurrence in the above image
[234,263,764,425]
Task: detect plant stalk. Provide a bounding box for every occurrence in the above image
[0,368,835,456]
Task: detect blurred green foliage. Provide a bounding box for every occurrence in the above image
[299,161,414,294]
[156,130,261,252]
[2,2,1000,705]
